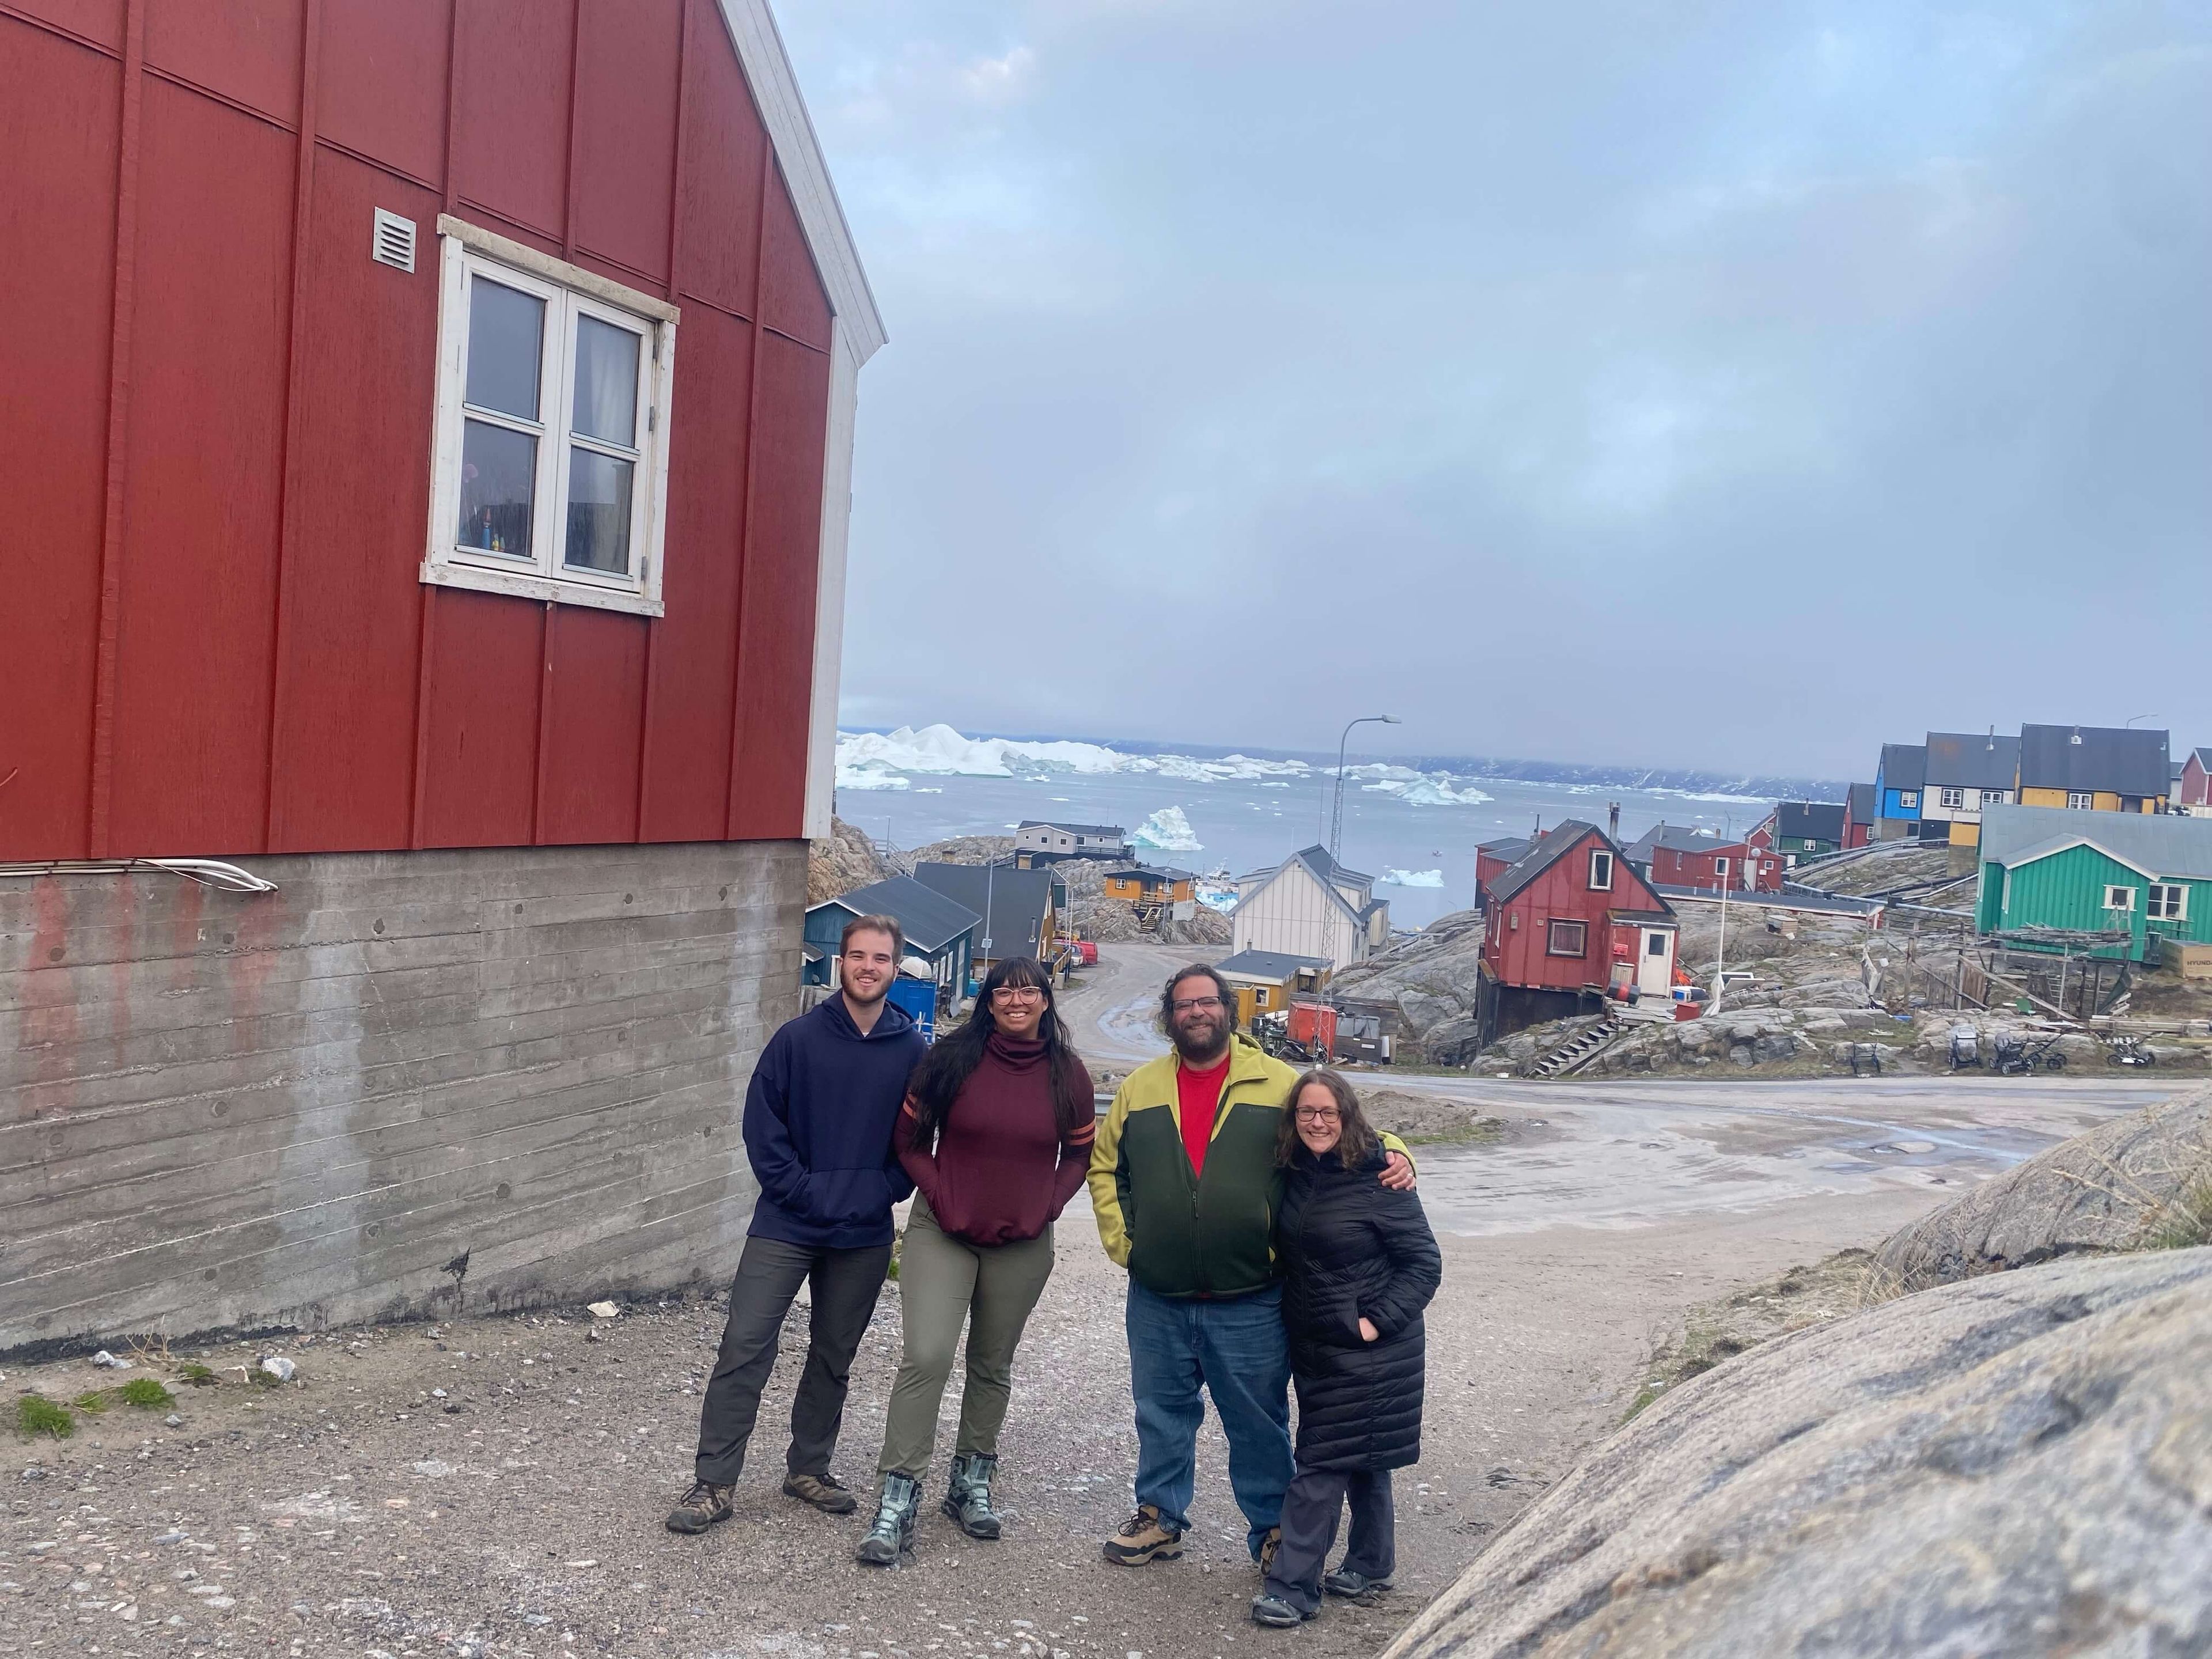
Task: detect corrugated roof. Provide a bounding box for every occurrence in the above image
[812,874,980,953]
[912,862,1054,955]
[1294,843,1373,888]
[1979,802,2212,881]
[1626,823,1740,859]
[1878,743,1926,791]
[1779,801,1846,842]
[2017,725,2170,798]
[1923,731,2020,790]
[1018,819,1126,838]
[1215,949,1332,980]
[1847,782,1877,821]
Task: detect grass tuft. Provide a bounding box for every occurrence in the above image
[175,1362,218,1386]
[118,1377,176,1408]
[72,1390,112,1414]
[2144,1177,2212,1252]
[16,1395,74,1439]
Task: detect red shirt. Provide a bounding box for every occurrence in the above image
[1176,1053,1232,1177]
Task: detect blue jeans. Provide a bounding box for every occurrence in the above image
[1125,1279,1293,1558]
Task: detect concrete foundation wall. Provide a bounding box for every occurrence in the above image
[1,842,802,1357]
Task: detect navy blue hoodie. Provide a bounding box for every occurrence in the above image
[742,994,926,1249]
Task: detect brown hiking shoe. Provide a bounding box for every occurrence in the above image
[1101,1505,1184,1566]
[782,1471,859,1514]
[665,1479,733,1533]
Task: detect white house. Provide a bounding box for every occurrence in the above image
[1014,820,1127,862]
[1230,845,1389,971]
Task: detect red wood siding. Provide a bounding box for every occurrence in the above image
[1484,831,1672,993]
[2184,755,2210,808]
[0,0,836,862]
[1649,840,1781,893]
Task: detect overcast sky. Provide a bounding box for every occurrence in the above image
[778,1,2210,778]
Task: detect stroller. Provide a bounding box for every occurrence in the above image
[1946,1026,1982,1071]
[1992,1029,2067,1075]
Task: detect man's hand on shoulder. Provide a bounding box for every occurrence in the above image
[1380,1150,1415,1191]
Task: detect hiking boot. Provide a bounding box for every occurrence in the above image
[1101,1504,1183,1567]
[665,1479,733,1534]
[782,1471,859,1515]
[1323,1567,1393,1600]
[942,1452,1003,1540]
[1249,1594,1312,1628]
[854,1473,920,1566]
[1255,1526,1283,1575]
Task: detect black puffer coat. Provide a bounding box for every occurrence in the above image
[1277,1143,1443,1471]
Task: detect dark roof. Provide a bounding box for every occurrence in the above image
[2195,747,2212,770]
[812,875,979,953]
[1625,823,1741,861]
[1476,835,1534,862]
[1486,819,1643,907]
[912,862,1055,956]
[1778,801,1847,842]
[2017,725,2171,798]
[1017,819,1125,838]
[1846,783,1877,821]
[1358,898,1389,922]
[1292,843,1373,888]
[1923,731,2020,790]
[1877,743,1926,791]
[1980,802,2212,882]
[1108,864,1196,885]
[1214,949,1331,981]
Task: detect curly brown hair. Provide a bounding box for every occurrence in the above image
[1274,1067,1379,1169]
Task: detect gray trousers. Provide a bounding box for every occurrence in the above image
[692,1233,892,1486]
[877,1195,1056,1480]
[1262,1466,1395,1613]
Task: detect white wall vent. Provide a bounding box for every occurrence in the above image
[372,209,417,273]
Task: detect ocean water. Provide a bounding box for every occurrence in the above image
[835,726,1774,930]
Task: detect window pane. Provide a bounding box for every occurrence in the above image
[457,418,536,555]
[565,446,634,573]
[465,278,545,420]
[571,315,640,447]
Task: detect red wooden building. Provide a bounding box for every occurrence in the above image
[0,0,883,1354]
[1625,824,1783,893]
[1476,821,1678,1046]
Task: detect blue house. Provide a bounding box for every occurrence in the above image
[1874,741,1927,839]
[803,875,980,1002]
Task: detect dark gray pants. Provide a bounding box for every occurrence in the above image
[1262,1466,1395,1614]
[692,1233,892,1486]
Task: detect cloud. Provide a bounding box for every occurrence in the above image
[778,0,2212,777]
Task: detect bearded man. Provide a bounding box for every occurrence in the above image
[1086,963,1414,1573]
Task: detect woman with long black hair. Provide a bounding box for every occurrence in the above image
[855,955,1097,1565]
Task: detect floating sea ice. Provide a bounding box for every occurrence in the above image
[1381,869,1446,888]
[1131,806,1203,853]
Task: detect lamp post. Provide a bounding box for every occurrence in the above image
[1330,714,1401,869]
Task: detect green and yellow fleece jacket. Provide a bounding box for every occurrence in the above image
[1086,1036,1410,1300]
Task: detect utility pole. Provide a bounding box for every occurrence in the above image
[1712,870,1730,1016]
[1330,714,1400,868]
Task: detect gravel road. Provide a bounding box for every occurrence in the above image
[4,946,2179,1659]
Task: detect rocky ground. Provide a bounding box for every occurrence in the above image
[808,820,891,906]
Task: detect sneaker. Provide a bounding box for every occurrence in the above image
[854,1472,920,1567]
[1322,1567,1393,1601]
[1249,1594,1312,1628]
[1101,1504,1184,1567]
[782,1472,859,1515]
[1255,1525,1282,1576]
[665,1479,733,1534]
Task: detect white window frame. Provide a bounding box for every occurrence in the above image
[1940,787,1965,809]
[1588,849,1614,891]
[1714,856,1730,879]
[422,216,677,618]
[2104,884,2135,912]
[2068,792,2095,810]
[1979,790,2006,807]
[2148,883,2188,921]
[1544,918,1588,957]
[1899,790,1919,809]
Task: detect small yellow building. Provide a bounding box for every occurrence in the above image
[2016,725,2170,820]
[1104,864,1196,907]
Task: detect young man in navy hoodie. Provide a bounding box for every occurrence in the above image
[668,915,928,1532]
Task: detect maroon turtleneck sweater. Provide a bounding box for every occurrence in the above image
[899,1032,1096,1247]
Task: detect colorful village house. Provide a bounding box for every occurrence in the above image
[1976,804,2212,964]
[803,876,980,1000]
[0,0,880,1353]
[1842,784,1878,849]
[913,861,1067,980]
[1475,833,1537,908]
[1475,821,1679,1046]
[2014,725,2171,818]
[1232,845,1390,970]
[1014,819,1128,866]
[1874,742,1927,839]
[1103,863,1198,925]
[1623,824,1782,893]
[2176,748,2212,811]
[1213,949,1333,1029]
[1769,801,1848,862]
[1920,731,2021,859]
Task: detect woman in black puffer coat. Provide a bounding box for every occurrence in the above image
[1252,1068,1442,1629]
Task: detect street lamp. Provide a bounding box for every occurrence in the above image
[1330,714,1401,868]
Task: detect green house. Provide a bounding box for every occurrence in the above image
[1975,804,2212,962]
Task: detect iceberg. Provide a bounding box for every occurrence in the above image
[836,760,910,791]
[836,724,1127,779]
[1358,774,1493,806]
[1132,806,1204,853]
[1380,868,1446,888]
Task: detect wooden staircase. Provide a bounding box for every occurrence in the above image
[1531,1013,1624,1078]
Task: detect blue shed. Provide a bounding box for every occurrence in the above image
[804,875,981,999]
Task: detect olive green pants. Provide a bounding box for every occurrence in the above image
[877,1194,1056,1480]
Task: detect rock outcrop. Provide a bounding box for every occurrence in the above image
[806,816,889,904]
[1873,1088,2212,1292]
[1382,1247,2212,1659]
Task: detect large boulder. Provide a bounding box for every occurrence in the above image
[806,816,889,903]
[1873,1089,2212,1293]
[1382,1248,2212,1659]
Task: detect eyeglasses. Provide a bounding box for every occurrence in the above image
[991,985,1046,1003]
[1294,1107,1340,1124]
[1171,996,1225,1014]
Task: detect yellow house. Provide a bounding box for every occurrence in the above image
[2016,725,2171,820]
[1215,949,1331,1028]
[1104,864,1196,907]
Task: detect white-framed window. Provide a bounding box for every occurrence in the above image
[1979,790,2007,807]
[1545,919,1588,957]
[423,217,677,617]
[1588,849,1614,891]
[2104,884,2135,912]
[2068,792,2095,810]
[1714,857,1730,878]
[1899,791,1919,808]
[2148,884,2188,921]
[1940,787,1965,809]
